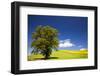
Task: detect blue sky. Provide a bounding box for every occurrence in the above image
[28,15,88,54]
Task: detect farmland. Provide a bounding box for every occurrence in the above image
[28,50,88,61]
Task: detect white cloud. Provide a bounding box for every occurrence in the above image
[80,48,87,50]
[59,39,75,48]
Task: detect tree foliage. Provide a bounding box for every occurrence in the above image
[31,25,59,59]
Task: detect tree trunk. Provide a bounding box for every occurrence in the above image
[44,52,49,59]
[44,50,50,59]
[45,55,49,59]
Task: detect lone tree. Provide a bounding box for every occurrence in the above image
[31,25,59,59]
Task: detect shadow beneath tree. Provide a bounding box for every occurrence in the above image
[33,57,58,60]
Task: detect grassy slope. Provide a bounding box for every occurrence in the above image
[28,50,88,61]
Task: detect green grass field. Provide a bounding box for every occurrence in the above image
[28,50,88,61]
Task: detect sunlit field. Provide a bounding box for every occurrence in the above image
[28,50,88,61]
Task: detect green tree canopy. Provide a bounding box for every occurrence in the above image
[31,25,59,59]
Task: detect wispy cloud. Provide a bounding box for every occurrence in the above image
[78,45,82,47]
[80,48,87,50]
[59,39,75,48]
